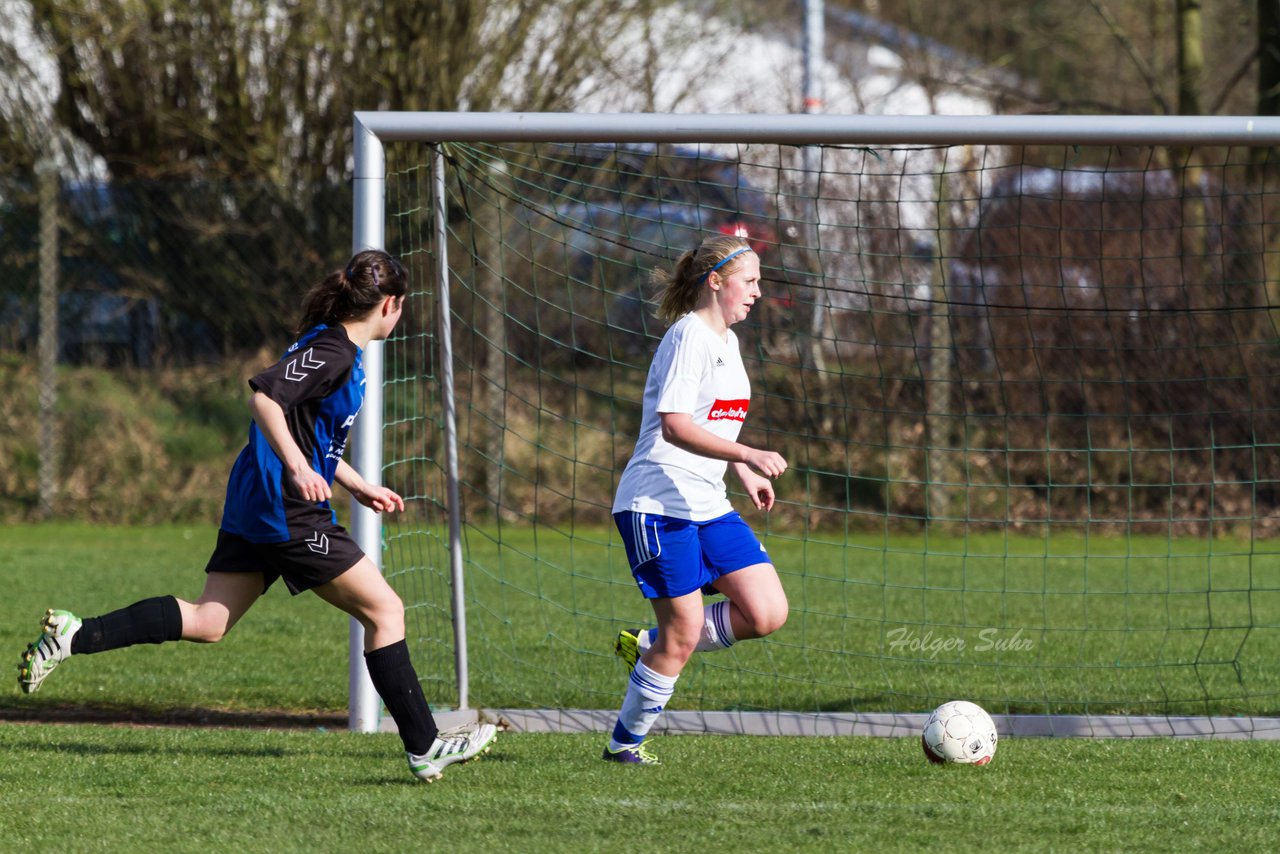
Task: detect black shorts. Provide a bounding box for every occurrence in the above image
[204,524,367,595]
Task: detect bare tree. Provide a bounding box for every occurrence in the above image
[24,0,650,184]
[1259,0,1280,119]
[1176,0,1205,115]
[2,0,673,353]
[0,2,55,172]
[860,0,1259,116]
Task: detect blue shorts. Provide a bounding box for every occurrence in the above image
[614,510,772,599]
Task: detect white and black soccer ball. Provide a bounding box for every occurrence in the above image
[921,700,998,765]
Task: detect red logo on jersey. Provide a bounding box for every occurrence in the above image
[707,399,749,422]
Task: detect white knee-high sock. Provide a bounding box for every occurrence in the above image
[609,660,677,749]
[635,600,737,657]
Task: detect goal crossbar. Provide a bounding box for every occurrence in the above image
[355,111,1280,146]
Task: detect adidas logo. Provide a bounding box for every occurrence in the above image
[642,705,665,714]
[714,357,725,367]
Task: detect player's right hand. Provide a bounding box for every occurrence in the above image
[288,462,332,503]
[744,448,788,479]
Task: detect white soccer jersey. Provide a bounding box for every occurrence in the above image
[613,312,752,520]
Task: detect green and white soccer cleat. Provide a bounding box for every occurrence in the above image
[18,609,82,694]
[614,628,645,671]
[406,722,498,783]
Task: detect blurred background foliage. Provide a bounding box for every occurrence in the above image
[0,0,1277,523]
[0,0,1273,359]
[0,0,708,354]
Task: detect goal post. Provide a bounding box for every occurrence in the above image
[347,118,386,733]
[350,111,1280,738]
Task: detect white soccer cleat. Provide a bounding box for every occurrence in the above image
[406,722,498,783]
[17,609,82,694]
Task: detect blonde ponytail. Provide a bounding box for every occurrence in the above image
[653,234,753,324]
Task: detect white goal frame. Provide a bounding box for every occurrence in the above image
[348,111,1280,739]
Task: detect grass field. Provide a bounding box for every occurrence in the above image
[6,522,1280,721]
[5,524,1280,850]
[3,725,1280,852]
[7,522,1280,721]
[387,520,1280,717]
[2,524,350,718]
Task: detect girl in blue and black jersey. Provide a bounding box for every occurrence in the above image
[17,249,495,783]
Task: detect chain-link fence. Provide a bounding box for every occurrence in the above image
[1,171,355,366]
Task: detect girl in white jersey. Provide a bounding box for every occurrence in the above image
[603,234,788,765]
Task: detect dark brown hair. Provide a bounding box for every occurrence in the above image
[297,249,408,335]
[652,234,754,324]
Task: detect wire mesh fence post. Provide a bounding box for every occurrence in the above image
[37,158,58,519]
[926,165,955,525]
[434,144,470,710]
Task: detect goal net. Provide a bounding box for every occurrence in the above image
[357,113,1280,738]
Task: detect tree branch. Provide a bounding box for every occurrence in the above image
[1085,0,1172,114]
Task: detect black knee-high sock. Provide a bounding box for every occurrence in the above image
[71,596,184,655]
[364,639,439,755]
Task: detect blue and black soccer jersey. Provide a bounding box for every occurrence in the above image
[220,324,365,543]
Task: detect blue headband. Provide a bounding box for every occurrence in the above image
[698,246,753,283]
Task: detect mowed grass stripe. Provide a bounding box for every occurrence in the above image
[5,523,1279,719]
[1,726,1279,852]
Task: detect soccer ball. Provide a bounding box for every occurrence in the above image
[921,700,998,765]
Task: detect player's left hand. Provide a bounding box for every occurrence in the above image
[737,469,776,511]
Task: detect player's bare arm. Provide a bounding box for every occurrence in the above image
[248,391,332,503]
[659,411,788,478]
[334,459,405,513]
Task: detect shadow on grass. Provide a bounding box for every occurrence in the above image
[0,699,346,730]
[811,695,895,712]
[10,739,293,758]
